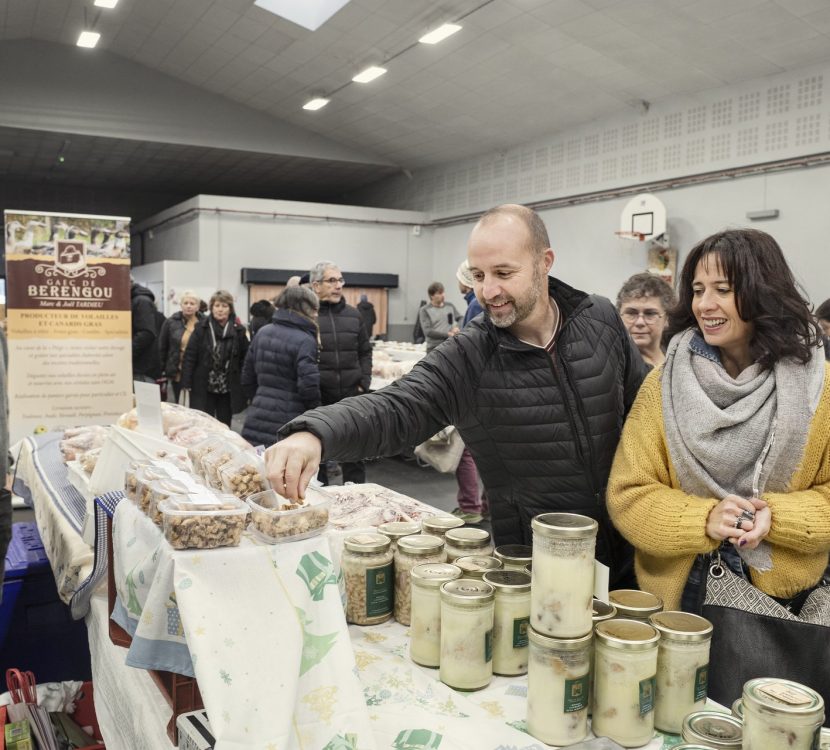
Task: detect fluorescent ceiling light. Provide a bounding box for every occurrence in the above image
[303,97,329,111]
[76,31,101,48]
[419,23,462,44]
[352,66,386,83]
[94,0,119,8]
[254,0,351,31]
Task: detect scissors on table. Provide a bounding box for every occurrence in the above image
[6,668,37,704]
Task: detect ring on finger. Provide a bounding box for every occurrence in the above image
[734,517,743,530]
[740,510,755,521]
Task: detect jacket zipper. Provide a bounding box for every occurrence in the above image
[548,353,593,492]
[329,307,342,395]
[559,355,601,503]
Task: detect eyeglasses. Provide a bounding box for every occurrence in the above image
[621,309,664,324]
[321,277,345,286]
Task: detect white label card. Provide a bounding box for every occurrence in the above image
[133,380,164,437]
[594,559,610,603]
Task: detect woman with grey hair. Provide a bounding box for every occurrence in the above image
[616,272,676,368]
[241,285,321,446]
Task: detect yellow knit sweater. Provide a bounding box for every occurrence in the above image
[607,364,830,611]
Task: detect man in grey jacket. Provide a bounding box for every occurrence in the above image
[418,282,460,353]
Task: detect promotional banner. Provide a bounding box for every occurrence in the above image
[5,209,133,442]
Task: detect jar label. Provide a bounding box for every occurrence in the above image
[639,676,656,715]
[694,664,709,702]
[564,675,589,713]
[365,563,393,617]
[485,629,493,663]
[512,616,530,648]
[759,682,813,706]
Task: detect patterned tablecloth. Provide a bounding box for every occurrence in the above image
[109,499,695,750]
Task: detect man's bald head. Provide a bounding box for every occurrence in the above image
[474,204,550,259]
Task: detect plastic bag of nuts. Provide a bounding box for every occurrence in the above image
[201,444,242,490]
[186,435,226,480]
[219,452,270,499]
[159,495,249,549]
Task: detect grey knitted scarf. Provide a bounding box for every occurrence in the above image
[662,328,825,503]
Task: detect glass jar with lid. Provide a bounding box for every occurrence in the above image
[483,570,531,676]
[439,579,495,690]
[377,520,420,552]
[341,533,394,625]
[681,711,741,749]
[444,527,493,562]
[609,589,663,621]
[592,619,660,748]
[410,562,462,668]
[588,598,618,716]
[527,628,592,746]
[650,611,713,734]
[454,556,502,580]
[421,515,464,539]
[742,678,825,750]
[494,544,532,572]
[530,513,598,638]
[394,534,445,625]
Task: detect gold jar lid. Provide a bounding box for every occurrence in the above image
[440,579,494,606]
[528,626,592,650]
[592,598,617,622]
[681,711,742,748]
[483,570,531,593]
[397,533,444,556]
[344,532,392,554]
[445,527,491,549]
[595,618,659,651]
[743,678,825,721]
[454,556,502,578]
[411,562,462,588]
[421,515,464,535]
[377,520,421,540]
[609,589,663,619]
[649,611,713,642]
[493,544,532,566]
[531,512,598,539]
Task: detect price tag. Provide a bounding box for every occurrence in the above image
[133,380,164,437]
[759,683,813,706]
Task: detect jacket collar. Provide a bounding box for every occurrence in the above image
[319,297,346,313]
[464,289,476,305]
[687,329,723,366]
[274,308,317,334]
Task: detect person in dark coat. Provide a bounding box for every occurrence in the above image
[818,298,830,362]
[241,287,320,447]
[181,290,249,427]
[266,205,648,587]
[357,294,376,339]
[131,281,162,383]
[158,290,203,402]
[310,260,372,485]
[249,299,276,338]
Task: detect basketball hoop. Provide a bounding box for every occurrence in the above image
[614,230,647,241]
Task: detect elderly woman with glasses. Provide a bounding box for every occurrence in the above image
[616,272,676,368]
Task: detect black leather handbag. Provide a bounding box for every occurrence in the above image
[700,554,830,724]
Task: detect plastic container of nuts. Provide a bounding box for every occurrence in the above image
[159,495,249,550]
[201,444,242,490]
[219,452,270,499]
[247,487,331,543]
[186,435,226,478]
[124,459,153,503]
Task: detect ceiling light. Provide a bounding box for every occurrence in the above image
[76,31,100,48]
[419,23,462,45]
[303,97,330,111]
[352,66,386,83]
[94,0,119,8]
[254,0,351,31]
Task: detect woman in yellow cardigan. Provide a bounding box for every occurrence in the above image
[608,228,830,612]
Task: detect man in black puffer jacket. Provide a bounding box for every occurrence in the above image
[131,281,162,383]
[309,260,372,484]
[269,207,648,586]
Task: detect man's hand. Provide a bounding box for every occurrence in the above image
[264,432,322,501]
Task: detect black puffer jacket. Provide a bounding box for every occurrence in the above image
[240,310,320,446]
[158,310,203,380]
[282,277,648,585]
[131,283,161,380]
[317,298,372,404]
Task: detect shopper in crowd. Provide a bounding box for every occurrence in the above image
[0,328,10,603]
[608,229,830,611]
[249,299,275,338]
[357,294,376,339]
[267,205,648,587]
[616,272,675,368]
[158,290,203,402]
[451,259,488,523]
[131,280,162,383]
[241,286,321,447]
[817,298,830,361]
[181,290,249,427]
[310,260,372,484]
[419,281,460,353]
